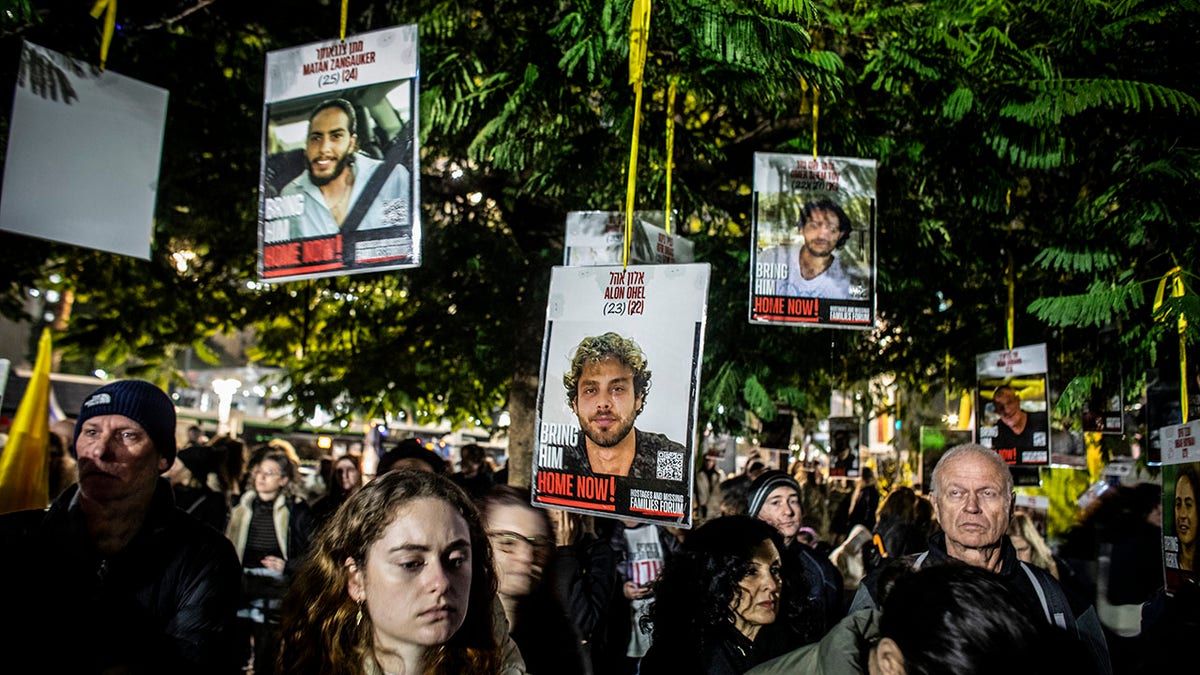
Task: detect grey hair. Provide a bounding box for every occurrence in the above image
[931,443,1014,496]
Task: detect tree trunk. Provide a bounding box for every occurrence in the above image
[505,367,539,488]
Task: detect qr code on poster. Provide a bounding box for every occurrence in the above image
[657,451,684,481]
[381,198,408,227]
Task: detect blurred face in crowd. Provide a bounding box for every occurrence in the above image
[757,486,802,543]
[1176,474,1196,551]
[253,458,289,501]
[347,498,472,658]
[75,414,167,505]
[574,357,643,448]
[334,457,362,493]
[486,504,553,599]
[731,539,782,640]
[1009,534,1033,564]
[933,453,1013,559]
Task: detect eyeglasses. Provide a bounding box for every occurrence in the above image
[488,531,554,557]
[254,469,282,479]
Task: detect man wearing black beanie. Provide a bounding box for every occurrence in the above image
[0,379,243,674]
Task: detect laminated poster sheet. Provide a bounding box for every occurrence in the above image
[532,264,711,528]
[828,417,862,479]
[975,344,1052,468]
[749,154,877,329]
[0,42,168,260]
[1160,421,1199,596]
[259,25,421,282]
[563,211,694,266]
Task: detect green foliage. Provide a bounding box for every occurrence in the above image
[1028,275,1144,328]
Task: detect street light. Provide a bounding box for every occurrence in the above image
[211,377,241,436]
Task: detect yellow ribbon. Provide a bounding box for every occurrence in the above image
[664,77,677,234]
[1005,190,1015,350]
[624,0,652,267]
[89,0,116,70]
[341,0,349,41]
[811,84,819,158]
[1153,266,1188,421]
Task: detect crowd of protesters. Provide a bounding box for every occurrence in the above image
[1,378,1197,674]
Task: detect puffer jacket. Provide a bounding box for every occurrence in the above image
[0,478,243,674]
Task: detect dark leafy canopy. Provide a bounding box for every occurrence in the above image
[1,1,1197,455]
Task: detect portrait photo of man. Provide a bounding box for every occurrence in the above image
[280,97,411,240]
[756,198,868,301]
[988,385,1049,451]
[561,332,686,480]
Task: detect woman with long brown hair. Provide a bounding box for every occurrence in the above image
[279,470,507,674]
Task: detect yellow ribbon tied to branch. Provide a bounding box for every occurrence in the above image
[89,0,117,70]
[624,0,652,267]
[1153,266,1189,422]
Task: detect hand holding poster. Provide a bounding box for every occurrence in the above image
[532,264,710,527]
[975,344,1051,467]
[749,154,877,328]
[259,25,421,282]
[1160,421,1199,595]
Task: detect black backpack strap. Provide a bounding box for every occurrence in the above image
[1019,561,1072,629]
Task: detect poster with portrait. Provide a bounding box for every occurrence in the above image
[975,344,1051,467]
[827,417,862,479]
[1160,421,1199,595]
[918,427,973,494]
[259,25,421,282]
[0,42,168,260]
[564,211,694,266]
[532,264,710,528]
[749,154,877,328]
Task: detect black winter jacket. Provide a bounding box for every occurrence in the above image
[0,479,243,674]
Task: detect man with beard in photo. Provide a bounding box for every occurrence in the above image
[281,97,410,240]
[561,332,686,481]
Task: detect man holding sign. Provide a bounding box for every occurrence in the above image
[561,333,685,481]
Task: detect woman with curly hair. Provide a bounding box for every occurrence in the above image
[278,470,508,675]
[638,516,816,674]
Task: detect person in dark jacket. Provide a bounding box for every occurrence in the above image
[848,444,1112,675]
[166,443,230,532]
[310,453,363,527]
[640,516,810,674]
[479,486,588,675]
[846,467,880,532]
[748,471,844,636]
[0,379,242,674]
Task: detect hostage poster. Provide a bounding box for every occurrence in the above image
[749,154,877,328]
[258,25,421,282]
[1160,421,1198,595]
[976,344,1051,467]
[827,417,862,479]
[563,211,694,266]
[0,42,168,260]
[532,264,711,527]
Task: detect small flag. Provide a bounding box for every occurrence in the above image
[0,328,53,514]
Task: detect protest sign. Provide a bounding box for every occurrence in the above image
[259,25,420,281]
[976,344,1052,467]
[749,154,876,328]
[532,264,710,527]
[1,42,168,259]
